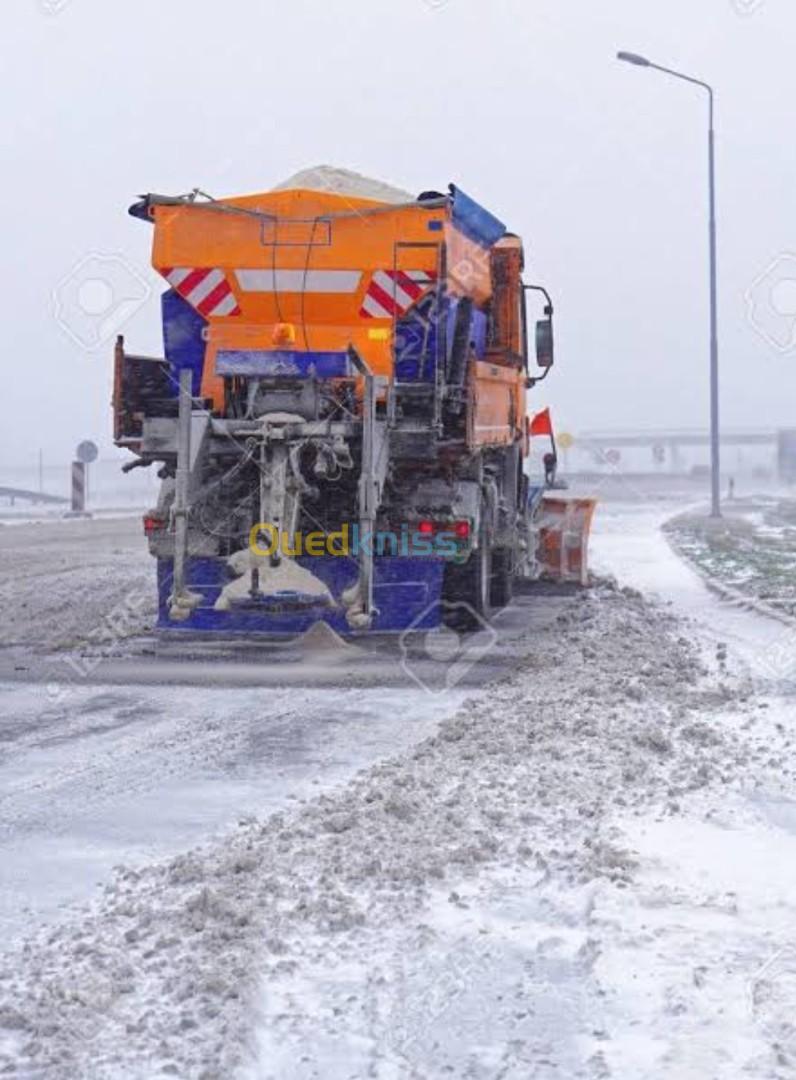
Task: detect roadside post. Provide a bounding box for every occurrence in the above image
[66,440,99,518]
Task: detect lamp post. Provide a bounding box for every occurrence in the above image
[617,51,721,518]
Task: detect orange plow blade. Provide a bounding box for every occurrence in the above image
[536,497,597,586]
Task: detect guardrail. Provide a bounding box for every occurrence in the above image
[0,486,68,506]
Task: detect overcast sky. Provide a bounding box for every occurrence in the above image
[3,0,795,471]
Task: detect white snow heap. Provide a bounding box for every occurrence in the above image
[271,165,415,205]
[214,548,333,611]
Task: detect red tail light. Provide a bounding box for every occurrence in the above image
[415,519,470,539]
[143,512,166,535]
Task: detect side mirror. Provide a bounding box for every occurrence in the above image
[535,317,554,368]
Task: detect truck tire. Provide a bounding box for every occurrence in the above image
[470,525,492,620]
[490,548,514,608]
[443,509,492,626]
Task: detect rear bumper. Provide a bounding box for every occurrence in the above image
[156,555,446,636]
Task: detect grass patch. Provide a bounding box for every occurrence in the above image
[664,496,796,617]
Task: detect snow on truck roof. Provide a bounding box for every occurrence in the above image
[271,165,415,204]
[269,169,507,247]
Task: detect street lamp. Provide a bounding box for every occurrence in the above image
[617,50,721,518]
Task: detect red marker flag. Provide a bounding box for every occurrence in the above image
[529,408,552,437]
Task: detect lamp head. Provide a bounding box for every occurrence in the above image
[617,51,651,67]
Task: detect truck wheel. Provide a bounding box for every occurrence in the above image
[443,512,492,625]
[470,524,492,619]
[490,548,514,608]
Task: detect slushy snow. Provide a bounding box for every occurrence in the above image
[3,575,794,1078]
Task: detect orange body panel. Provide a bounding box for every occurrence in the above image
[152,190,445,406]
[466,235,526,451]
[468,360,526,448]
[491,239,524,357]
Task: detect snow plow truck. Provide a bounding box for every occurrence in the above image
[113,170,592,636]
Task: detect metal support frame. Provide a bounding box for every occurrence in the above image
[169,368,199,619]
[257,428,306,567]
[346,346,378,625]
[392,240,444,433]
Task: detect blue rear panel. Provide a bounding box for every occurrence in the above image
[215,350,350,378]
[394,296,488,382]
[449,185,507,248]
[394,295,441,382]
[156,555,445,636]
[161,289,206,397]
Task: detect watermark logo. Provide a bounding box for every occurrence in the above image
[53,252,151,350]
[731,0,765,16]
[44,589,150,704]
[750,943,796,1058]
[39,0,72,14]
[249,522,467,559]
[399,600,498,695]
[745,253,796,353]
[754,632,796,682]
[368,940,490,1062]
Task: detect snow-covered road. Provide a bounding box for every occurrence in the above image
[1,496,796,1078]
[0,683,462,941]
[0,517,565,947]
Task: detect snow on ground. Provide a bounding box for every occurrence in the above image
[0,516,154,651]
[2,496,796,1078]
[591,498,796,689]
[0,683,461,942]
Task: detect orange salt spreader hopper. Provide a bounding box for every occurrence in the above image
[139,183,497,413]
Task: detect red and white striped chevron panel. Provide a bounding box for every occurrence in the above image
[359,269,437,319]
[162,267,241,318]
